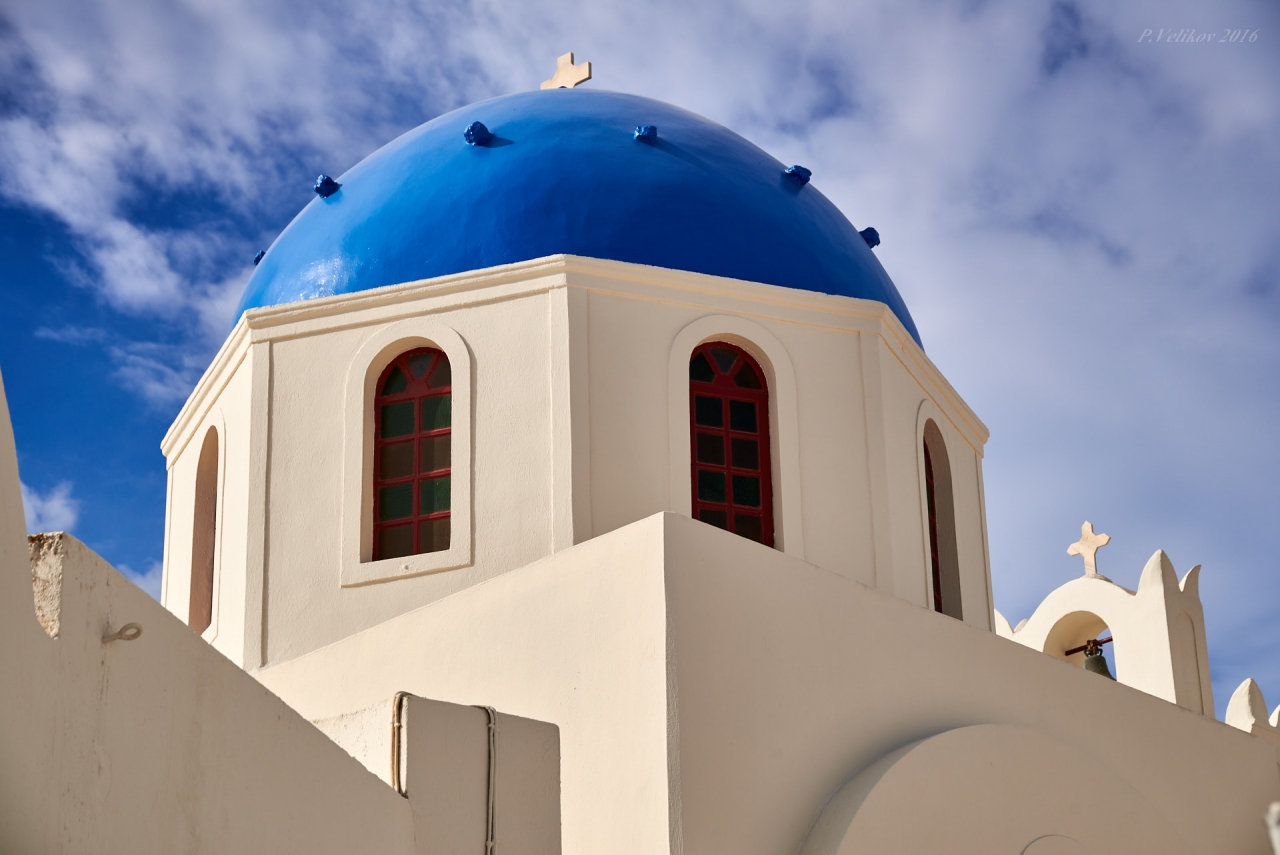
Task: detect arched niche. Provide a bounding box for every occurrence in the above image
[922,419,962,619]
[1042,609,1116,673]
[189,426,219,635]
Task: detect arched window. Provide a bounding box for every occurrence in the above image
[923,420,962,619]
[373,347,452,560]
[189,426,218,634]
[689,342,774,546]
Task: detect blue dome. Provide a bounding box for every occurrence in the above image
[239,89,920,345]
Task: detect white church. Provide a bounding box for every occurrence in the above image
[3,57,1280,854]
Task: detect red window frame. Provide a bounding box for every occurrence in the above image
[689,342,775,547]
[372,347,452,560]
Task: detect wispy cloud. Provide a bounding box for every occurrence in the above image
[108,341,208,406]
[20,480,79,533]
[117,559,162,601]
[34,325,109,345]
[33,325,206,407]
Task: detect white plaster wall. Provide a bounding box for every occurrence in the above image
[216,359,254,661]
[0,368,416,852]
[312,699,395,783]
[798,724,1195,854]
[884,342,942,607]
[0,536,414,853]
[398,696,563,855]
[262,291,557,663]
[785,324,876,584]
[575,261,987,617]
[874,334,991,626]
[951,441,994,627]
[259,514,676,855]
[662,514,1274,855]
[161,347,254,664]
[258,513,1280,855]
[584,291,879,584]
[162,425,198,616]
[583,292,673,537]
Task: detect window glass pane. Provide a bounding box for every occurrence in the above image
[729,400,757,433]
[420,435,451,473]
[420,475,451,514]
[709,345,737,374]
[694,395,723,427]
[699,508,728,529]
[428,358,452,389]
[417,517,451,554]
[697,470,726,504]
[378,524,413,558]
[406,351,434,379]
[734,363,762,389]
[732,475,761,507]
[382,366,408,395]
[378,483,413,520]
[379,441,414,479]
[381,401,415,438]
[695,432,725,465]
[731,438,759,470]
[421,394,451,431]
[734,514,763,543]
[689,353,715,383]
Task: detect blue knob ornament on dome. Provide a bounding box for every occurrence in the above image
[784,165,812,186]
[313,175,341,198]
[464,121,493,146]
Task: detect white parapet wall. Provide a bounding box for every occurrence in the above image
[1226,678,1280,760]
[0,532,415,850]
[0,370,407,851]
[0,369,560,854]
[258,510,1280,855]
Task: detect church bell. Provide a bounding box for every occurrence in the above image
[1082,638,1115,680]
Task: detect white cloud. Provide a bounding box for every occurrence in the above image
[33,327,206,407]
[108,342,206,407]
[117,560,163,601]
[20,481,80,533]
[33,325,109,345]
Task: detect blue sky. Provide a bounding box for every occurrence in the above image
[1,0,1276,715]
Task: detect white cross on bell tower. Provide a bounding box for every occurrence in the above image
[1067,520,1111,578]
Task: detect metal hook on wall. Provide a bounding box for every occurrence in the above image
[102,623,143,644]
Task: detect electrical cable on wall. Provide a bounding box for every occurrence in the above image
[391,692,410,797]
[479,705,498,854]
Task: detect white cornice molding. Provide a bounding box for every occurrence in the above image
[162,255,988,462]
[160,320,250,461]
